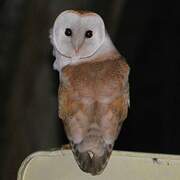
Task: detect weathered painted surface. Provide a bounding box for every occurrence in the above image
[17,150,180,180]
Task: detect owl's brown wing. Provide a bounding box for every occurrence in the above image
[58,56,130,175]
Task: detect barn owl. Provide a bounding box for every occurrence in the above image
[50,10,130,175]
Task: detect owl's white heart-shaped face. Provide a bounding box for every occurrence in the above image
[52,10,105,59]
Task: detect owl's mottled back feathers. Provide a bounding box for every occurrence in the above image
[59,57,129,175]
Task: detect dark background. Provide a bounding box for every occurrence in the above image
[1,0,180,179]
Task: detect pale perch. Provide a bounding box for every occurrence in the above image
[17,150,180,180]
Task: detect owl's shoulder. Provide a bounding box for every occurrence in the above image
[62,56,129,86]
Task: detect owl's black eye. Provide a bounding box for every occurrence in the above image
[65,28,72,36]
[85,30,93,38]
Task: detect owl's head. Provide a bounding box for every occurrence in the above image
[51,10,105,59]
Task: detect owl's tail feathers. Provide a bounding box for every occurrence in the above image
[70,137,113,175]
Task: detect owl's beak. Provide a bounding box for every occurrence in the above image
[72,38,84,55]
[74,47,80,54]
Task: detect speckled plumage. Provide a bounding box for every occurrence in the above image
[51,10,130,175]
